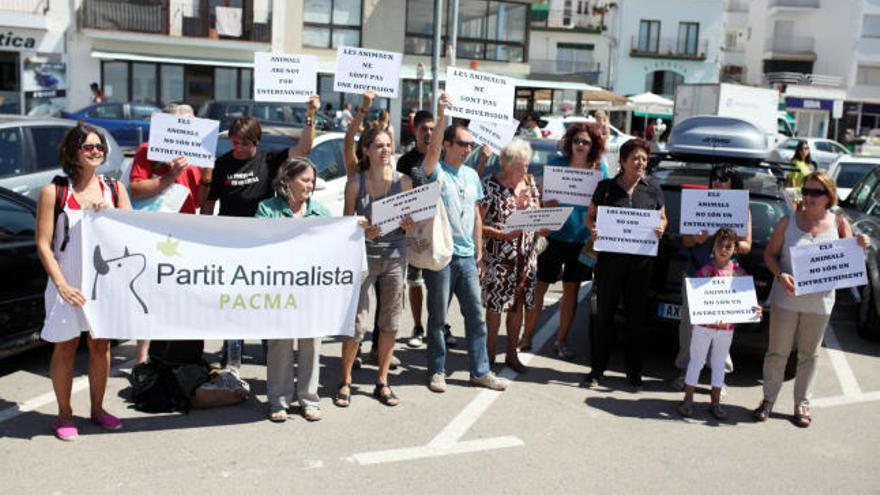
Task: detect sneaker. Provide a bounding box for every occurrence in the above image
[428,373,447,393]
[672,372,686,391]
[407,326,425,348]
[54,419,78,441]
[470,372,509,391]
[444,324,457,347]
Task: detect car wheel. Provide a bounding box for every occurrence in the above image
[857,282,880,341]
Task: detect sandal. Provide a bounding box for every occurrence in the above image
[268,408,288,423]
[710,403,728,421]
[678,400,693,418]
[752,400,773,422]
[793,405,812,428]
[302,405,322,422]
[333,382,351,408]
[373,383,400,407]
[553,341,575,361]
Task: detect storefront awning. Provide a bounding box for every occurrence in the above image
[91,50,253,68]
[512,78,603,92]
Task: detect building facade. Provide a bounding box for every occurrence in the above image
[610,0,723,98]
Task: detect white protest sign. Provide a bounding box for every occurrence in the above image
[542,166,602,207]
[147,113,220,168]
[253,52,317,103]
[333,46,403,98]
[686,276,761,325]
[594,206,661,256]
[680,189,749,236]
[445,67,514,124]
[503,207,572,233]
[80,210,366,339]
[468,119,519,154]
[131,183,189,213]
[371,182,441,235]
[790,237,867,296]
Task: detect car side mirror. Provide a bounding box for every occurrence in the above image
[314,177,327,191]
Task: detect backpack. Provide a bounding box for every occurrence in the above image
[126,359,210,414]
[52,175,119,252]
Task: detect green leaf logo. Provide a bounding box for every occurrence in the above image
[156,235,182,257]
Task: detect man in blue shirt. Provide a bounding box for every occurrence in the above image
[416,92,508,393]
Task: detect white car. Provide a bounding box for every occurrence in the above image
[537,115,633,175]
[827,155,880,201]
[770,137,849,172]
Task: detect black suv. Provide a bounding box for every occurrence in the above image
[839,163,880,340]
[0,187,46,358]
[198,100,335,132]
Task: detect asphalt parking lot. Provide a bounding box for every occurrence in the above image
[1,282,878,494]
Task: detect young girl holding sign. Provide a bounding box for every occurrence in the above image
[679,227,761,420]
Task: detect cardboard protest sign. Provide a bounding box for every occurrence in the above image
[333,46,403,98]
[542,166,602,207]
[790,237,868,296]
[253,52,317,102]
[468,119,519,154]
[147,113,220,168]
[503,207,572,233]
[593,206,661,256]
[680,189,749,236]
[444,67,514,124]
[371,183,440,235]
[686,276,761,325]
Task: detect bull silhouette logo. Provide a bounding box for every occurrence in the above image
[91,245,149,314]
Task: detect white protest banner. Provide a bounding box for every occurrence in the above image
[594,206,661,256]
[333,46,403,98]
[80,210,365,339]
[542,166,602,207]
[503,207,572,233]
[680,189,749,236]
[253,52,317,103]
[790,237,867,296]
[445,67,514,124]
[686,276,761,325]
[147,113,220,168]
[371,182,441,235]
[468,119,519,154]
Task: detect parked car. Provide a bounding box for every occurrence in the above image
[213,127,348,216]
[62,102,160,150]
[769,137,849,172]
[463,138,562,185]
[839,163,880,340]
[0,116,124,201]
[198,100,336,133]
[827,156,880,201]
[0,187,46,359]
[647,116,793,358]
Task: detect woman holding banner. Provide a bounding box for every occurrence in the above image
[585,138,666,389]
[336,121,413,408]
[255,157,330,422]
[479,139,542,373]
[35,123,133,441]
[521,123,607,360]
[756,171,869,427]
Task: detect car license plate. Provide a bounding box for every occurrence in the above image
[658,303,682,320]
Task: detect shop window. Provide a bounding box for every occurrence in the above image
[102,62,129,102]
[857,66,880,86]
[303,0,361,48]
[214,68,238,101]
[160,65,184,105]
[240,69,253,99]
[132,63,157,104]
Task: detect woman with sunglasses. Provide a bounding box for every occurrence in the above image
[521,123,607,360]
[787,140,815,190]
[35,123,133,441]
[757,172,869,427]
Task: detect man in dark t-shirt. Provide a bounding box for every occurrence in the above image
[396,110,434,179]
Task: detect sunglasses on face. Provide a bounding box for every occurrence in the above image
[801,187,827,198]
[80,143,105,153]
[454,140,475,148]
[573,138,592,146]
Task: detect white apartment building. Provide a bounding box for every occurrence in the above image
[741,0,880,139]
[610,0,723,99]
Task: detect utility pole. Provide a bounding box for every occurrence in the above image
[449,0,459,67]
[431,0,443,113]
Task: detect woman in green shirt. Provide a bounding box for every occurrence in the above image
[787,140,814,190]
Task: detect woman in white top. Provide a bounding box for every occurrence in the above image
[757,171,869,427]
[35,123,132,441]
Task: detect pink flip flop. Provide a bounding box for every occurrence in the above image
[54,419,79,441]
[90,413,122,431]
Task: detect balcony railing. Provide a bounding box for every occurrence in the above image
[769,0,820,8]
[630,36,708,60]
[765,36,816,54]
[530,58,601,75]
[80,0,272,42]
[0,0,47,14]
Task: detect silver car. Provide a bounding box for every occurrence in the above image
[0,116,124,201]
[770,137,849,171]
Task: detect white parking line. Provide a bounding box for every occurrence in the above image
[824,324,863,397]
[0,358,135,425]
[350,283,591,466]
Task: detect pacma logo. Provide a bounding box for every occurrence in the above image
[91,246,149,314]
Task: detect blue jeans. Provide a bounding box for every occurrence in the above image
[423,255,490,378]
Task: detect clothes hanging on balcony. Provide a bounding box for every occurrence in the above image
[215,6,242,37]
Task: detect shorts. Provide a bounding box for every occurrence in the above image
[536,238,592,284]
[352,256,406,342]
[406,264,424,287]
